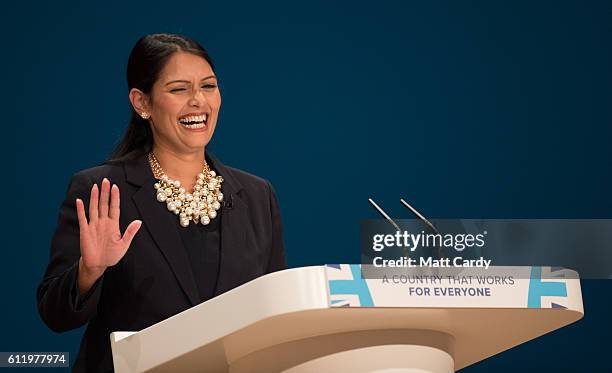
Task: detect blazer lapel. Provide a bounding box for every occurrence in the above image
[205,152,248,294]
[124,154,201,307]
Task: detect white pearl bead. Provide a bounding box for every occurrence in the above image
[213,201,220,210]
[161,175,169,181]
[167,201,176,211]
[157,192,167,202]
[210,170,216,177]
[180,218,189,227]
[175,200,182,207]
[180,212,186,218]
[178,187,185,194]
[165,188,172,197]
[197,179,204,186]
[186,194,194,201]
[209,210,217,219]
[178,193,185,200]
[186,207,193,215]
[201,216,210,225]
[154,182,160,190]
[207,194,214,203]
[198,173,205,180]
[217,193,223,202]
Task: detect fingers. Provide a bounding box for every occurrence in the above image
[109,184,120,220]
[99,178,110,218]
[76,198,88,229]
[89,183,99,223]
[121,220,143,248]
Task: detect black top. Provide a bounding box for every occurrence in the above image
[176,161,223,303]
[177,209,222,302]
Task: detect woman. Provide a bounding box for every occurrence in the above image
[36,33,287,373]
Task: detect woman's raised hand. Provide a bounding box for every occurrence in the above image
[75,178,142,288]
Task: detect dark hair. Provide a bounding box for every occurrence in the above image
[106,33,216,164]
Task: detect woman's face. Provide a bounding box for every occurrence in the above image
[145,51,221,155]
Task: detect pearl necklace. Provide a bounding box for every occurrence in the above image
[148,152,224,227]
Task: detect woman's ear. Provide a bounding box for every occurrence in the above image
[128,88,150,118]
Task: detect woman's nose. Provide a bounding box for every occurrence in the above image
[188,88,207,106]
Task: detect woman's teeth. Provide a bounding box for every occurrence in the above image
[182,122,205,129]
[178,114,207,129]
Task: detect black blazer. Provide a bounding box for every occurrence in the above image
[36,151,287,373]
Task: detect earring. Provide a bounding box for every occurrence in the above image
[141,112,150,119]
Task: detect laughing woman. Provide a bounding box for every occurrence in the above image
[36,33,287,373]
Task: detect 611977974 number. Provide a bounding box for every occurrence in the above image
[1,352,69,367]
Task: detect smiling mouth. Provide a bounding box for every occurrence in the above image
[178,113,208,129]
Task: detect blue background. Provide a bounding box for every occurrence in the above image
[2,0,610,371]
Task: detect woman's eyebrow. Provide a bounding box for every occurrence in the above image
[164,76,217,86]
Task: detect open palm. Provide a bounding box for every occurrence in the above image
[76,178,142,274]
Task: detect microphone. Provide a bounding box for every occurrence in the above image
[222,194,233,209]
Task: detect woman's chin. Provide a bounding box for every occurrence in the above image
[179,134,212,150]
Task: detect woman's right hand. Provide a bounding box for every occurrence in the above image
[75,178,142,294]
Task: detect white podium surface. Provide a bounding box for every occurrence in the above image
[110,265,583,373]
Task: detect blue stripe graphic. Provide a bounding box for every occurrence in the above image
[328,264,374,307]
[528,267,567,308]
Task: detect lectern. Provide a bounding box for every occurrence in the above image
[110,264,583,372]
